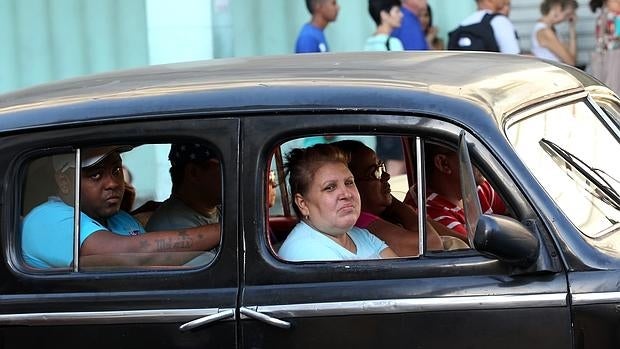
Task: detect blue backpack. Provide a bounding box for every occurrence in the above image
[448,13,500,52]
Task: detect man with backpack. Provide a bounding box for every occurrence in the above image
[448,0,520,53]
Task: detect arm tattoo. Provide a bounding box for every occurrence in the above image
[154,230,193,252]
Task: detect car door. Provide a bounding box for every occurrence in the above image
[239,113,572,349]
[0,118,240,348]
[506,94,620,349]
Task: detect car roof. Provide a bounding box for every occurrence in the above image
[0,51,602,133]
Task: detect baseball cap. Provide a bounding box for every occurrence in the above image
[168,143,218,167]
[52,145,133,173]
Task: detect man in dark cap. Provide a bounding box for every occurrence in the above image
[146,143,221,232]
[22,146,220,268]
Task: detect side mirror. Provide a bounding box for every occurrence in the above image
[473,214,539,267]
[457,130,541,269]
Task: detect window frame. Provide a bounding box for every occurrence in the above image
[3,117,238,283]
[261,117,535,267]
[505,95,620,255]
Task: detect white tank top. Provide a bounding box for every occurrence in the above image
[531,22,560,62]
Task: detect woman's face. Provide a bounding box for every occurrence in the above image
[349,147,392,215]
[295,162,360,236]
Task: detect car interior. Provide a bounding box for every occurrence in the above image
[18,133,519,270]
[19,142,223,271]
[266,134,514,259]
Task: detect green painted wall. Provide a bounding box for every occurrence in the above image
[0,0,477,92]
[0,0,148,93]
[229,0,476,57]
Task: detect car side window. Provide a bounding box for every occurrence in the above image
[20,142,223,272]
[506,100,620,255]
[267,134,485,262]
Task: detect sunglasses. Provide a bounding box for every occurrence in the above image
[358,160,387,181]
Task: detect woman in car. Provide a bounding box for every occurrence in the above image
[278,144,397,261]
[333,140,466,255]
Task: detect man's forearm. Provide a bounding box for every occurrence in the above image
[138,224,221,253]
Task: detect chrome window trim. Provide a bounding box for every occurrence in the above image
[0,308,227,326]
[250,293,567,318]
[73,148,81,273]
[416,136,425,256]
[587,95,620,140]
[503,91,587,132]
[571,292,620,305]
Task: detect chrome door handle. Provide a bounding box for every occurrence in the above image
[179,309,235,331]
[240,307,291,329]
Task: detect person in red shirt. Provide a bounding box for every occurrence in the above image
[406,143,507,242]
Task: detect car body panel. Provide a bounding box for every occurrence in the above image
[0,118,241,348]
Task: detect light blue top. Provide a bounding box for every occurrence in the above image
[22,196,145,268]
[279,221,387,261]
[295,23,329,53]
[364,34,404,52]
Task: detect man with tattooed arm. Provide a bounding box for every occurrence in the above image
[21,146,220,269]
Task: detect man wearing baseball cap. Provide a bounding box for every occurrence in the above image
[22,146,221,269]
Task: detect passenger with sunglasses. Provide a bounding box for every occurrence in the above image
[333,141,453,256]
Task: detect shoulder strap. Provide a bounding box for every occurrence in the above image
[385,36,391,51]
[481,12,500,25]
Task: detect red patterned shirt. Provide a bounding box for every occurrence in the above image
[407,180,506,239]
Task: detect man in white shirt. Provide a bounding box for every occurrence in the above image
[458,0,520,54]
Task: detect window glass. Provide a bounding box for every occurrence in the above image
[22,153,76,271]
[268,134,472,262]
[506,101,620,255]
[421,140,510,244]
[20,143,222,272]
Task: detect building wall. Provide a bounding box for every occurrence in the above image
[0,0,601,94]
[0,0,149,93]
[146,0,214,64]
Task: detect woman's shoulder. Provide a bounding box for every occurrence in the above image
[364,34,389,51]
[279,222,342,261]
[281,222,323,248]
[387,36,404,51]
[532,21,548,32]
[350,226,384,243]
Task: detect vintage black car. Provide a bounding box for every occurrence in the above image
[0,51,619,348]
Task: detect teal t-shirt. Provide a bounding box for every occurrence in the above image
[22,197,144,268]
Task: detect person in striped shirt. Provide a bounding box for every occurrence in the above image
[406,143,507,242]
